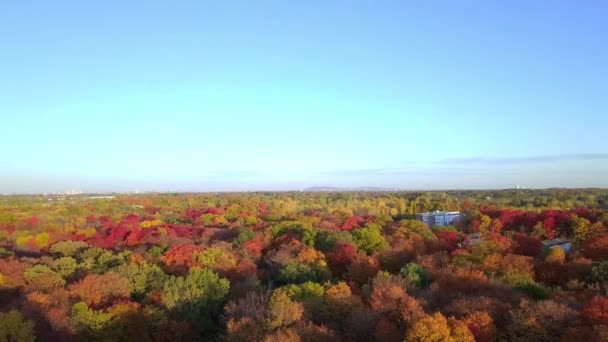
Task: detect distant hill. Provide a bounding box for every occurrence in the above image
[302,186,399,192]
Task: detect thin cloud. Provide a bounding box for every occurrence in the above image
[439,153,608,165]
[320,153,608,177]
[320,166,473,177]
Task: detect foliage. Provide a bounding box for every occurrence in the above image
[544,247,566,264]
[117,262,167,300]
[233,228,256,248]
[278,260,330,285]
[71,301,113,332]
[513,233,542,258]
[69,272,130,307]
[0,310,36,342]
[352,223,388,254]
[195,247,237,270]
[279,281,325,302]
[315,230,354,252]
[24,264,66,290]
[400,262,430,288]
[53,256,79,278]
[50,240,89,257]
[266,290,304,329]
[0,247,13,258]
[406,312,473,342]
[398,219,437,241]
[504,300,576,341]
[591,261,608,282]
[1,191,608,340]
[162,267,229,330]
[581,296,608,325]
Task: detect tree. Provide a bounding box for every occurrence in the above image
[513,233,542,258]
[400,262,430,288]
[582,233,608,261]
[53,256,79,278]
[117,262,167,300]
[479,215,492,232]
[406,312,473,342]
[0,310,36,342]
[504,300,576,341]
[329,242,357,276]
[447,318,475,342]
[368,272,422,324]
[161,244,203,271]
[0,258,27,289]
[591,261,608,282]
[233,228,256,248]
[581,296,608,325]
[267,290,304,329]
[162,267,229,331]
[571,215,591,244]
[24,264,66,291]
[352,224,388,255]
[345,253,380,285]
[69,272,130,307]
[463,311,496,342]
[544,247,565,264]
[398,220,437,242]
[278,260,329,285]
[71,301,113,333]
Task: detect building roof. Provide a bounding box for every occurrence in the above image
[418,211,461,216]
[542,238,570,247]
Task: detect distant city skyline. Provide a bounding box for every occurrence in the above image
[1,2,607,193]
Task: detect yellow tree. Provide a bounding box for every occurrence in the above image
[406,312,474,342]
[545,247,566,264]
[406,313,452,342]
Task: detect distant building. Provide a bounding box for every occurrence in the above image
[542,238,572,254]
[416,211,463,227]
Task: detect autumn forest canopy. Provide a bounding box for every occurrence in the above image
[1,189,608,341]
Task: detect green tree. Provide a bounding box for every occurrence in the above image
[49,240,89,257]
[233,228,255,248]
[24,264,66,290]
[398,219,437,241]
[71,301,113,332]
[278,261,329,285]
[400,262,430,288]
[592,261,608,282]
[162,267,229,331]
[352,224,388,254]
[117,262,167,300]
[53,256,79,278]
[0,310,36,342]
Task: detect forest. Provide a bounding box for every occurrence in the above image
[1,189,608,341]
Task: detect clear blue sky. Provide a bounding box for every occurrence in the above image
[1,1,607,193]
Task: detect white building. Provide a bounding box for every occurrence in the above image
[416,211,463,227]
[542,238,572,254]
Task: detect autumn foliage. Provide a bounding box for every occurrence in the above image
[0,190,607,340]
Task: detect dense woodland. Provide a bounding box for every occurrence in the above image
[1,189,608,341]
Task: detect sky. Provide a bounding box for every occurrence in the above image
[1,1,607,193]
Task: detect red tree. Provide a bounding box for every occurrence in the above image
[582,233,608,261]
[513,233,542,258]
[581,296,608,325]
